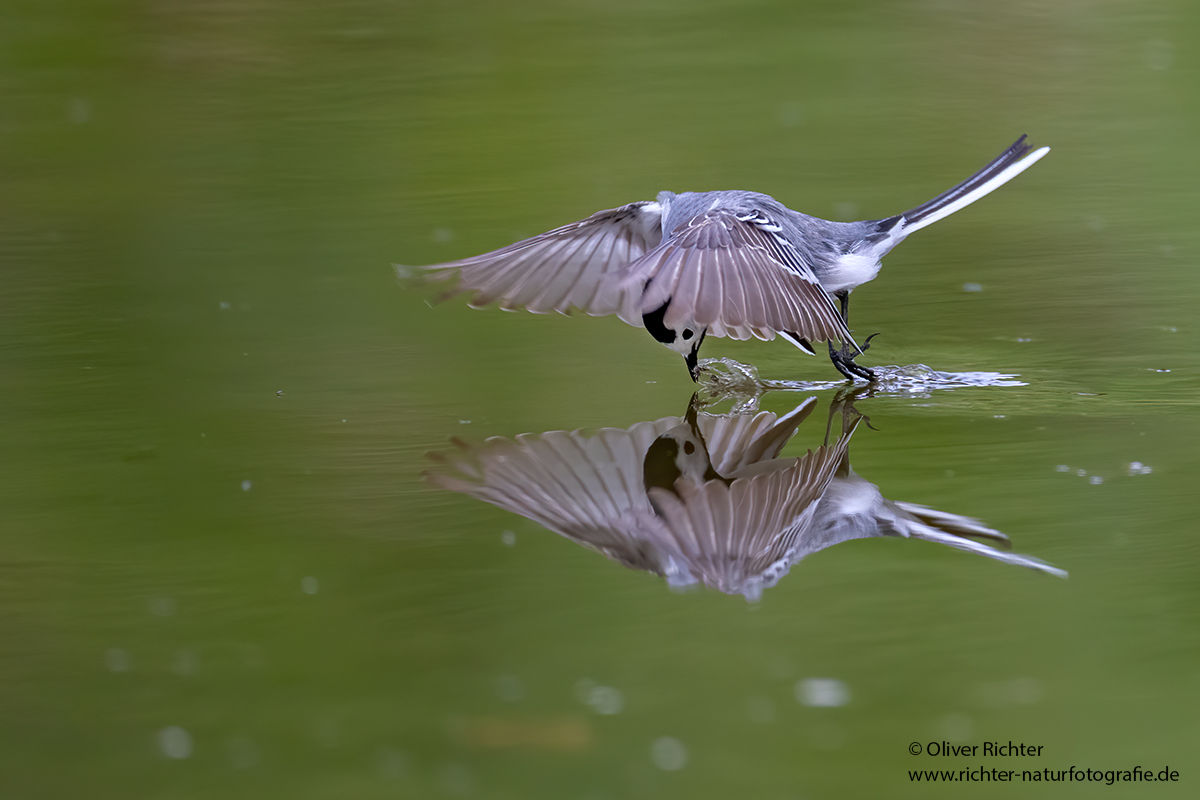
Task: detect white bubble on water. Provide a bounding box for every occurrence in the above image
[105,647,130,673]
[158,726,193,759]
[586,685,624,715]
[650,736,687,771]
[796,677,850,707]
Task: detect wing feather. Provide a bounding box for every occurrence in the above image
[628,210,855,347]
[411,202,662,326]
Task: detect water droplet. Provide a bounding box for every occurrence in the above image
[148,597,176,617]
[586,685,624,715]
[495,674,524,703]
[158,726,193,759]
[301,576,319,595]
[796,678,850,707]
[650,736,687,771]
[105,647,130,673]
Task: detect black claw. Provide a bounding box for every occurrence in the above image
[829,342,876,383]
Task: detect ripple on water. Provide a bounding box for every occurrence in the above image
[696,358,1024,403]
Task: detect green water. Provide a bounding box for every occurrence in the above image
[3,1,1198,798]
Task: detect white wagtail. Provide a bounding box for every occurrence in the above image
[410,135,1049,381]
[426,392,1066,600]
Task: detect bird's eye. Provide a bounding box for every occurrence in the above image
[684,441,695,455]
[682,329,693,340]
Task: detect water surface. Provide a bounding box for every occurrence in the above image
[3,2,1198,798]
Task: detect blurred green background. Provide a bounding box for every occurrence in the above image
[2,1,1198,798]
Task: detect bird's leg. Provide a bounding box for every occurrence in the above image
[829,342,876,381]
[828,291,877,382]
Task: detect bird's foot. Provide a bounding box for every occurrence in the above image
[828,333,880,383]
[830,347,876,383]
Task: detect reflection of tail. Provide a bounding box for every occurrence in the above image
[890,501,1067,577]
[814,469,1068,579]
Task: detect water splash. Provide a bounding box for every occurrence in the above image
[696,358,1024,406]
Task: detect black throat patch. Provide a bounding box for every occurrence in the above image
[642,302,675,344]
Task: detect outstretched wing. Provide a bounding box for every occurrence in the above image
[410,201,662,325]
[625,209,856,347]
[645,440,850,600]
[424,419,680,572]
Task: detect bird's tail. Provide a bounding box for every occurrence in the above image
[872,135,1050,241]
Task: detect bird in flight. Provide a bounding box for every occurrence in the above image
[407,136,1049,382]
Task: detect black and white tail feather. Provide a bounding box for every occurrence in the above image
[854,134,1050,265]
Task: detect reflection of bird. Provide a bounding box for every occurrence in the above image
[408,137,1049,382]
[426,394,1065,601]
[809,395,1069,576]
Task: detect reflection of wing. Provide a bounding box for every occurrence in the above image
[426,418,682,574]
[625,210,855,346]
[646,437,851,601]
[413,202,662,324]
[696,397,818,476]
[425,400,832,599]
[813,470,1068,578]
[426,395,1066,600]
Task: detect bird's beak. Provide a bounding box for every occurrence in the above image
[686,348,699,382]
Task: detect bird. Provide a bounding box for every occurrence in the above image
[407,135,1049,382]
[424,391,1066,601]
